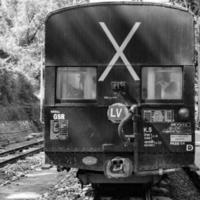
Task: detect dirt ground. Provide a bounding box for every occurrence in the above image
[0,152,91,200]
[0,167,59,200]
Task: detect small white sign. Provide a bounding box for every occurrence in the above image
[186,144,194,151]
[82,156,98,165]
[170,135,192,142]
[152,110,164,122]
[107,103,129,123]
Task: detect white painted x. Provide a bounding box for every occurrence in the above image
[98,22,141,82]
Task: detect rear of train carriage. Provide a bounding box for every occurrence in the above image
[44,2,195,184]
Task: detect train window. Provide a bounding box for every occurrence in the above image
[142,67,182,100]
[56,67,96,100]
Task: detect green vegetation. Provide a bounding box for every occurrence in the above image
[0,0,88,105]
[0,0,88,121]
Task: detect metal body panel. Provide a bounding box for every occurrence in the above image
[44,106,121,148]
[44,3,195,179]
[45,3,194,66]
[44,68,55,106]
[44,104,194,153]
[45,152,194,172]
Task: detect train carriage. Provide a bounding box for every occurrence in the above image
[44,2,195,184]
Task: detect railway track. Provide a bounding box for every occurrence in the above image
[88,169,200,200]
[183,167,200,192]
[0,139,44,167]
[92,181,170,200]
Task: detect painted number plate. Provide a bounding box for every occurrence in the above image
[143,110,174,123]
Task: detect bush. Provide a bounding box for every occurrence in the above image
[0,69,40,123]
[0,69,38,106]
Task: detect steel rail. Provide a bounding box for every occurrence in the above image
[0,139,43,157]
[0,145,44,168]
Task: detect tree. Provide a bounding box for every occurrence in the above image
[0,0,88,106]
[0,0,88,88]
[170,0,200,15]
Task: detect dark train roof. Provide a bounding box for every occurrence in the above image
[46,2,188,19]
[45,2,194,66]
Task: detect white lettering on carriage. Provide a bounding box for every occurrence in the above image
[53,114,65,120]
[98,22,141,81]
[110,108,122,118]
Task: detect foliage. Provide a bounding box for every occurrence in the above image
[170,0,200,15]
[168,0,200,72]
[0,0,88,107]
[0,69,37,105]
[0,0,72,86]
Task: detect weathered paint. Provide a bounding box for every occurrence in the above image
[44,3,195,176]
[45,3,194,67]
